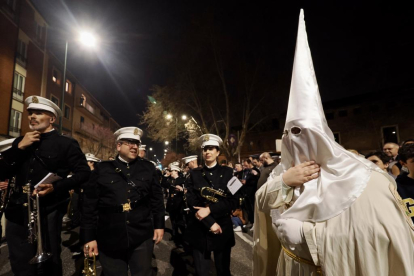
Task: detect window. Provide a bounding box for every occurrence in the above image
[80,94,86,106]
[9,109,22,137]
[338,110,348,117]
[52,68,61,85]
[326,112,335,120]
[35,22,43,41]
[353,107,362,115]
[369,105,379,113]
[382,126,399,144]
[333,132,341,144]
[6,0,16,12]
[12,72,25,101]
[51,95,59,106]
[16,40,27,66]
[64,105,70,119]
[80,116,84,123]
[65,80,72,94]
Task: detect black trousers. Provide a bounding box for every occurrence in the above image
[99,238,154,276]
[6,207,65,276]
[193,247,232,276]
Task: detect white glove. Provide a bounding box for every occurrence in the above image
[275,218,305,245]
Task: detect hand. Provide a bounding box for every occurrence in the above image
[153,229,164,244]
[241,179,246,185]
[210,223,222,234]
[175,185,183,191]
[275,219,304,245]
[282,161,320,187]
[194,206,211,220]
[18,131,40,149]
[0,179,8,190]
[84,240,99,257]
[34,184,54,196]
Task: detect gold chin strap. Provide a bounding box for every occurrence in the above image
[282,246,323,276]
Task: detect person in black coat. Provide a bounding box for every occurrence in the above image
[185,134,238,276]
[81,127,165,276]
[165,165,186,242]
[2,96,90,276]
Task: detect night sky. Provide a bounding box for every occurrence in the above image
[31,1,414,155]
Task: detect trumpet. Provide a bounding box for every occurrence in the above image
[200,187,227,203]
[0,177,14,218]
[25,184,52,264]
[82,248,96,276]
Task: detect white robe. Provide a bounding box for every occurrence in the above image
[253,171,414,276]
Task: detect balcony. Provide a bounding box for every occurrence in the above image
[12,88,24,102]
[16,52,27,67]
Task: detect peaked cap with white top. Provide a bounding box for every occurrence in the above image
[280,10,385,222]
[25,96,62,117]
[114,127,143,142]
[182,155,197,164]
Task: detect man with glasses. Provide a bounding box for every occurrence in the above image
[81,127,165,276]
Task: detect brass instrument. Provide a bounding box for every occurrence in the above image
[82,249,96,276]
[25,184,52,264]
[0,177,14,217]
[200,187,227,203]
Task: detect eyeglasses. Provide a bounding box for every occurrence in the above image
[120,140,139,147]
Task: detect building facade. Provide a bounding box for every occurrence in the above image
[240,87,414,159]
[0,0,120,160]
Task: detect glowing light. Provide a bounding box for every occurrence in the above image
[166,114,173,120]
[181,115,187,120]
[165,141,169,145]
[79,31,97,48]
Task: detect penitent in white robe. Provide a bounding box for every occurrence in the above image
[253,170,414,276]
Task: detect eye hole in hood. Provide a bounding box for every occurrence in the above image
[291,126,302,135]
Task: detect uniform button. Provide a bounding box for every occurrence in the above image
[30,169,33,173]
[126,220,130,224]
[33,158,36,161]
[127,173,130,177]
[36,149,39,151]
[128,190,130,193]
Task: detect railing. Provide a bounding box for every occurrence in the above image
[12,88,24,102]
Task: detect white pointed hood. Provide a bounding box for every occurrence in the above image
[280,10,382,222]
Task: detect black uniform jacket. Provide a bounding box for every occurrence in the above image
[166,176,185,214]
[185,164,238,252]
[80,156,165,256]
[3,130,90,223]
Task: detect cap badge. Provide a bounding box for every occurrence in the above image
[134,128,139,135]
[203,135,210,141]
[32,96,39,103]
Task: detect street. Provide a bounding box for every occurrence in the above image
[0,217,253,276]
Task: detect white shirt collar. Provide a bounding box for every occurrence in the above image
[118,155,129,164]
[205,161,217,169]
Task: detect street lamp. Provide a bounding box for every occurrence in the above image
[164,149,167,152]
[165,141,169,145]
[164,113,189,153]
[149,147,153,151]
[58,30,98,134]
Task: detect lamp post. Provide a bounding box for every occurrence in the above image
[165,114,188,153]
[58,31,98,134]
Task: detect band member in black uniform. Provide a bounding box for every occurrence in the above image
[81,127,165,276]
[166,164,186,242]
[0,139,15,241]
[2,96,90,276]
[185,134,238,276]
[182,155,199,174]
